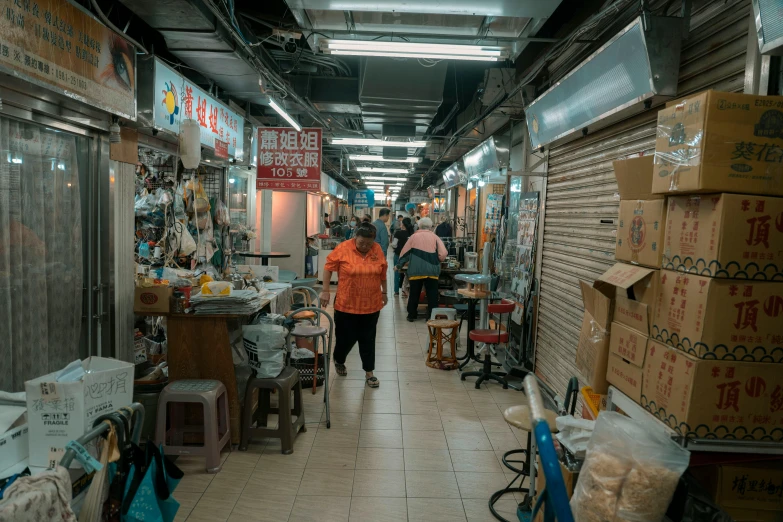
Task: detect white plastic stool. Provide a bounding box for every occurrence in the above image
[430,308,457,321]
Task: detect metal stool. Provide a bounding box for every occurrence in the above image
[426,319,460,370]
[461,299,516,389]
[290,324,328,395]
[488,404,558,521]
[156,379,230,473]
[239,366,306,454]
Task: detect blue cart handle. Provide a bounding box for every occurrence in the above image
[524,375,574,522]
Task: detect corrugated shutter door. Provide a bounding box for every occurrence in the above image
[534,0,751,399]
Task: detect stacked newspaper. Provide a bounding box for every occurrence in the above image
[189,289,266,314]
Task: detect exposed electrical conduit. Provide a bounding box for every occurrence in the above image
[90,0,149,54]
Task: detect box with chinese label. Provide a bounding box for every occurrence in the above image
[641,340,783,441]
[652,269,783,362]
[606,322,649,402]
[662,193,783,280]
[652,90,783,197]
[575,263,659,393]
[24,357,134,468]
[690,461,783,517]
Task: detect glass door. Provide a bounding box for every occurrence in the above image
[0,114,98,390]
[228,167,251,249]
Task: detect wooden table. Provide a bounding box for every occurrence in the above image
[164,300,270,444]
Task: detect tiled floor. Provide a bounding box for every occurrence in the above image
[175,257,529,522]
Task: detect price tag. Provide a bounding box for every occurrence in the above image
[48,446,65,469]
[40,382,59,402]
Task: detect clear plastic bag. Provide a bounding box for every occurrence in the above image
[214,199,230,227]
[571,412,690,522]
[242,324,287,378]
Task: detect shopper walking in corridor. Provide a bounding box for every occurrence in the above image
[392,217,412,296]
[320,223,388,388]
[373,208,391,255]
[395,217,448,322]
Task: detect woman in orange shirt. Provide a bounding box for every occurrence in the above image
[319,223,388,388]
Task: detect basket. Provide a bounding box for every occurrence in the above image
[290,354,325,388]
[580,386,607,420]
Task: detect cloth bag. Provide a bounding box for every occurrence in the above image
[121,442,183,522]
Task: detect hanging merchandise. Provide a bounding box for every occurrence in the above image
[484,193,503,235]
[214,200,230,227]
[511,193,539,302]
[179,119,201,169]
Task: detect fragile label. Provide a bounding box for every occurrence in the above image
[40,382,59,402]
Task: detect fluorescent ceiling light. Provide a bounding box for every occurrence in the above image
[357,167,409,174]
[331,138,429,148]
[363,176,409,182]
[349,154,421,163]
[268,98,302,132]
[323,40,507,62]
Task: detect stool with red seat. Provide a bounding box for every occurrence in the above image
[460,299,515,389]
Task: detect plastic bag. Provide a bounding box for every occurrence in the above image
[555,416,594,458]
[242,324,287,378]
[570,412,690,522]
[214,200,230,227]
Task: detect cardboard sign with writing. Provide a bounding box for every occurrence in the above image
[641,340,783,441]
[652,90,783,196]
[652,269,783,362]
[616,199,666,268]
[257,127,322,192]
[663,193,783,280]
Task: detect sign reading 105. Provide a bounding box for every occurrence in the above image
[272,168,293,177]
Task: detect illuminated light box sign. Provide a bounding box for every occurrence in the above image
[256,127,322,191]
[152,58,245,159]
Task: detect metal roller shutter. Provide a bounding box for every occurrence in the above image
[534,0,752,399]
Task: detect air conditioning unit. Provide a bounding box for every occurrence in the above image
[525,15,683,150]
[752,0,783,55]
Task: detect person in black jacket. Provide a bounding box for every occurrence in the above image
[435,214,452,239]
[391,217,412,296]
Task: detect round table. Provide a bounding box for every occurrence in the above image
[235,251,290,266]
[440,289,511,369]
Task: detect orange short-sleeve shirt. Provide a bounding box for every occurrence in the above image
[324,239,387,314]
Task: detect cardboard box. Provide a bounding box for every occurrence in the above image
[616,199,667,268]
[662,193,783,280]
[652,269,783,362]
[25,357,134,467]
[534,457,578,522]
[575,263,659,393]
[652,90,783,196]
[641,340,783,441]
[692,462,783,514]
[606,322,649,402]
[0,409,28,476]
[134,286,172,314]
[613,156,663,201]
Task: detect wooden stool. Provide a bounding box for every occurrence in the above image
[426,319,460,370]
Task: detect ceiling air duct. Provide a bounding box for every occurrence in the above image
[525,15,683,150]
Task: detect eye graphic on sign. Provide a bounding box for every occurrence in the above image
[161,82,180,125]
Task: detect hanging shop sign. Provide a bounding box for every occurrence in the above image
[409,190,429,204]
[0,0,136,119]
[214,139,228,159]
[256,127,322,191]
[348,189,374,208]
[462,135,510,179]
[149,58,245,159]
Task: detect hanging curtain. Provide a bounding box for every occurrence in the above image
[0,116,83,391]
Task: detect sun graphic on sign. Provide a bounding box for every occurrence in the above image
[161,82,179,125]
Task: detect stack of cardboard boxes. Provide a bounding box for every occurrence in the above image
[576,90,783,446]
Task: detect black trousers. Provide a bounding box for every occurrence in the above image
[407,278,439,320]
[333,309,380,372]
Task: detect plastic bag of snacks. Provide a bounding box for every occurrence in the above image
[570,412,689,522]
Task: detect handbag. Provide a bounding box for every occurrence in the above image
[121,442,183,522]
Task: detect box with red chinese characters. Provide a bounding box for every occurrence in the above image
[641,340,783,441]
[652,269,783,362]
[606,322,649,403]
[662,193,783,280]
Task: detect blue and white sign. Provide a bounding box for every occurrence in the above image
[349,189,375,208]
[153,58,245,159]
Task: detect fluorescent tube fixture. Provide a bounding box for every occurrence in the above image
[268,98,301,132]
[356,167,409,174]
[323,40,507,62]
[363,176,409,182]
[349,154,421,163]
[331,138,429,148]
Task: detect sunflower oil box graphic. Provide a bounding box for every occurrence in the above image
[653,90,783,197]
[613,156,667,268]
[641,340,783,441]
[662,194,783,280]
[652,270,783,362]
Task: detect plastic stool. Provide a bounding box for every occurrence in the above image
[426,319,461,370]
[155,379,230,473]
[239,366,306,454]
[429,307,457,321]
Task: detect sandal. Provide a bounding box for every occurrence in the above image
[366,376,380,388]
[335,363,347,376]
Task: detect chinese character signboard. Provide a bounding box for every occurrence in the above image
[256,127,322,191]
[151,58,244,159]
[0,0,136,118]
[348,189,374,208]
[409,190,428,204]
